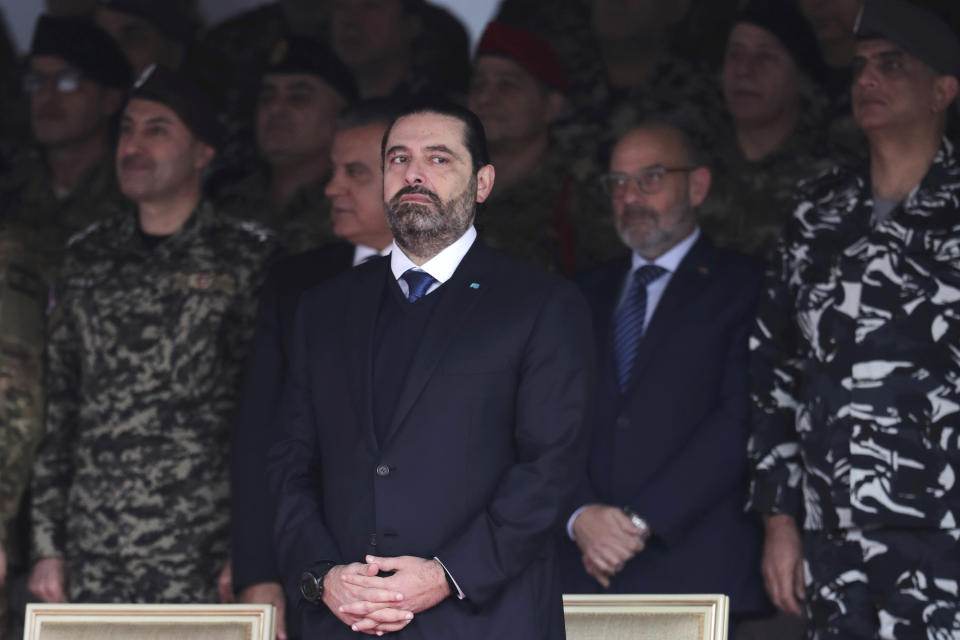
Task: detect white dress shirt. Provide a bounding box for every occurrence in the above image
[567,227,700,540]
[389,225,477,297]
[352,243,392,266]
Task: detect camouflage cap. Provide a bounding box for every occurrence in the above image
[736,0,827,81]
[130,65,221,148]
[855,0,960,77]
[30,14,133,88]
[265,37,360,104]
[475,21,570,94]
[97,0,201,43]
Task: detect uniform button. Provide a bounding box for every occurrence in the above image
[368,534,377,547]
[616,416,630,429]
[376,464,390,477]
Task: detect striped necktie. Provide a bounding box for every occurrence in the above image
[613,264,667,391]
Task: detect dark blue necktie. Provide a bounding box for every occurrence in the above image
[613,264,667,391]
[400,268,438,302]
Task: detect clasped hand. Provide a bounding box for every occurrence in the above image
[323,555,451,636]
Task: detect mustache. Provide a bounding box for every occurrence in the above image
[119,154,155,171]
[388,185,442,209]
[621,204,659,220]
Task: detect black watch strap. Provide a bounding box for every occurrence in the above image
[300,562,337,605]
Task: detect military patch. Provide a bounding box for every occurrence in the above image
[172,273,237,297]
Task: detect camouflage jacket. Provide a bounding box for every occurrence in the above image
[553,53,728,181]
[0,222,46,551]
[0,147,130,288]
[31,200,274,602]
[748,138,960,532]
[212,168,334,255]
[478,147,623,275]
[701,117,859,260]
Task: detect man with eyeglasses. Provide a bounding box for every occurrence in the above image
[0,15,130,635]
[748,1,960,637]
[559,119,769,628]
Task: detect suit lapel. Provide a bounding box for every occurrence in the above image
[380,242,491,448]
[344,258,389,456]
[627,235,715,389]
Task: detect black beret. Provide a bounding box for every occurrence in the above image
[856,0,960,77]
[265,37,359,104]
[735,0,827,82]
[30,14,132,88]
[130,65,221,149]
[98,0,201,43]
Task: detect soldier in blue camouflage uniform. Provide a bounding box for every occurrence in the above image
[748,2,960,638]
[27,66,274,605]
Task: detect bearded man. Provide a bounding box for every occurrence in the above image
[559,120,770,631]
[266,99,594,638]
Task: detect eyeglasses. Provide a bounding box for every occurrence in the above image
[599,166,696,197]
[23,70,84,94]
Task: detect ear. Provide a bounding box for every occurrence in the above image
[475,164,495,203]
[193,140,216,171]
[543,90,566,125]
[688,166,711,207]
[932,75,959,113]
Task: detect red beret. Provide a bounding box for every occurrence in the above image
[475,21,569,95]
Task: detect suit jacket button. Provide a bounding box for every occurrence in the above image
[616,416,630,429]
[376,464,390,477]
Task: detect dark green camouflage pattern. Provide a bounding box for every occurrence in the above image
[212,168,334,255]
[477,147,623,275]
[31,200,274,603]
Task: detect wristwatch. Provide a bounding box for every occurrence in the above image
[622,507,652,541]
[300,562,337,605]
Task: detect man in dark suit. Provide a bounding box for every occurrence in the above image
[267,100,594,638]
[231,101,397,638]
[560,120,769,620]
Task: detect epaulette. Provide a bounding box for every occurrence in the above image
[66,218,110,248]
[234,219,274,243]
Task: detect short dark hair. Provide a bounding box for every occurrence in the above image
[380,97,491,173]
[336,98,401,132]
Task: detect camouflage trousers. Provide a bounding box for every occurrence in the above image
[803,528,960,639]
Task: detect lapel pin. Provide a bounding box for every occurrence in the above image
[469,282,480,289]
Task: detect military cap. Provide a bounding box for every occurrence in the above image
[30,14,132,88]
[97,0,200,43]
[130,65,221,148]
[475,21,570,95]
[855,0,960,77]
[735,0,827,81]
[265,37,360,104]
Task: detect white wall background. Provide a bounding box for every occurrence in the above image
[0,0,499,54]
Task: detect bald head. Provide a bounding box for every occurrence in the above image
[606,122,710,259]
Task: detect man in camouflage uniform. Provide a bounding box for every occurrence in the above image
[27,65,274,605]
[467,21,621,275]
[0,15,132,290]
[0,16,132,632]
[547,0,727,182]
[212,37,357,255]
[748,2,960,638]
[703,0,861,260]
